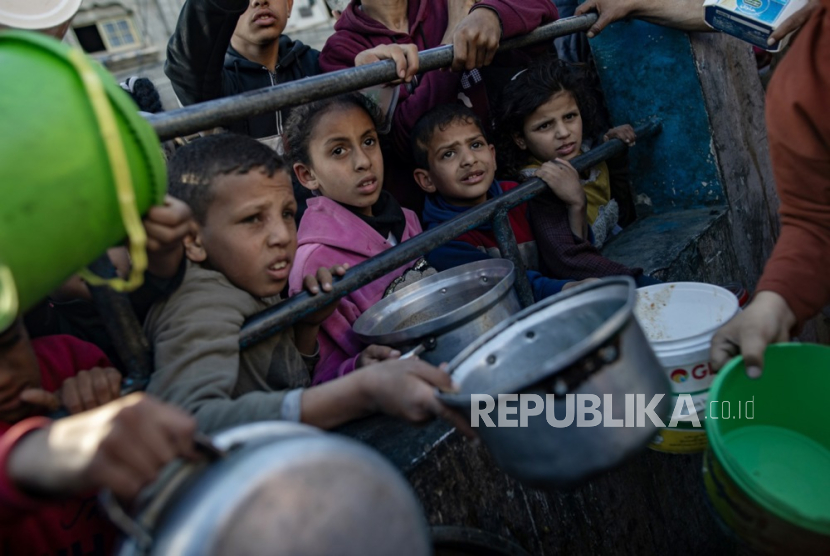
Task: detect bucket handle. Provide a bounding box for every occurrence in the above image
[0,265,19,333]
[67,48,148,293]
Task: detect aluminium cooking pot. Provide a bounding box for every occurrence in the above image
[353,259,521,366]
[440,277,671,489]
[110,421,431,556]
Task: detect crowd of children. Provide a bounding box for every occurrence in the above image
[0,0,673,552]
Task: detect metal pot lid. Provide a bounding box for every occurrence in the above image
[122,422,431,556]
[353,259,515,346]
[441,277,636,404]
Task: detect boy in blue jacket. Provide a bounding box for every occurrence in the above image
[411,104,598,301]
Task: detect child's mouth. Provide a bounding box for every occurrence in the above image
[267,260,290,279]
[356,178,378,194]
[557,143,576,156]
[461,171,485,185]
[253,12,276,25]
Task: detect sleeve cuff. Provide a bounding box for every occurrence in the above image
[279,388,304,422]
[469,4,504,37]
[0,417,53,513]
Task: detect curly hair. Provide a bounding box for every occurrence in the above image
[493,56,601,181]
[167,134,286,224]
[283,92,383,168]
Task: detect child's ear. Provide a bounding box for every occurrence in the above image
[512,133,527,151]
[293,162,319,192]
[183,226,207,264]
[413,169,437,194]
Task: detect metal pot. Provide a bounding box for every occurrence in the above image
[440,277,671,489]
[353,260,521,366]
[110,422,431,556]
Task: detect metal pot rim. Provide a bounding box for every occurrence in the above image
[441,276,637,405]
[353,259,516,345]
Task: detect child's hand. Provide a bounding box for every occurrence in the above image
[299,264,350,325]
[361,359,475,437]
[562,278,601,291]
[355,44,420,84]
[144,195,194,279]
[535,160,586,209]
[20,367,122,415]
[356,344,401,369]
[7,393,197,501]
[603,124,636,146]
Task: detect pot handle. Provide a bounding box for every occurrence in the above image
[99,434,226,553]
[399,336,438,360]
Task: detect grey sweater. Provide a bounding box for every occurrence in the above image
[145,262,314,433]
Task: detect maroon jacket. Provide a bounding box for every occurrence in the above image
[756,2,830,327]
[320,0,558,156]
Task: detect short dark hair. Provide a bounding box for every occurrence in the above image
[494,56,600,180]
[167,134,287,223]
[410,104,488,170]
[283,92,383,167]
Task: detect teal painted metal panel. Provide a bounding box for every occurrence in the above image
[587,18,725,211]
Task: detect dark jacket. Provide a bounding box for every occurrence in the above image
[423,180,574,301]
[165,0,320,138]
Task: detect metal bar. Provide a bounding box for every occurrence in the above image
[492,209,535,308]
[148,14,598,140]
[240,119,661,347]
[86,255,154,394]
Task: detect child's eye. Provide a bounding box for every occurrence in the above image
[364,137,377,147]
[564,112,579,121]
[536,122,550,131]
[241,214,261,224]
[332,147,345,156]
[282,209,296,220]
[441,151,454,159]
[471,141,483,149]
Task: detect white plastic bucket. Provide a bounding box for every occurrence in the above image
[635,282,739,453]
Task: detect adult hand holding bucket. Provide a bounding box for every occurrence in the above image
[710,291,797,379]
[0,31,166,327]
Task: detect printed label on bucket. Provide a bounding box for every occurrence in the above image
[649,427,708,454]
[667,360,718,395]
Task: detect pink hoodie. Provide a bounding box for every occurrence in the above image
[288,196,423,384]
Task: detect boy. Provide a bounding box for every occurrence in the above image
[411,104,598,301]
[147,134,466,434]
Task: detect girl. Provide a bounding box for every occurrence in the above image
[285,93,433,385]
[495,56,637,249]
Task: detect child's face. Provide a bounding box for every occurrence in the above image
[233,0,293,46]
[516,91,583,163]
[413,120,496,207]
[293,106,384,216]
[0,321,41,423]
[185,169,298,299]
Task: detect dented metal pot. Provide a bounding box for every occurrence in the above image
[440,277,671,489]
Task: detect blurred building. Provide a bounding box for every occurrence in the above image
[64,0,335,110]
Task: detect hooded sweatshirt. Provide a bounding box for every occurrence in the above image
[319,0,558,157]
[288,196,422,384]
[423,180,574,301]
[755,2,830,327]
[0,336,115,556]
[165,0,320,139]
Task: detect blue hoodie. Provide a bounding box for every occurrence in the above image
[422,180,574,301]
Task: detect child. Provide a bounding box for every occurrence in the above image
[495,56,637,250]
[147,134,460,434]
[412,103,597,301]
[285,94,434,385]
[0,318,126,554]
[493,57,654,283]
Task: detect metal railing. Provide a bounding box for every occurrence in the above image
[240,119,661,348]
[147,14,599,140]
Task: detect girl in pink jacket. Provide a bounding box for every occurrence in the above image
[285,93,430,384]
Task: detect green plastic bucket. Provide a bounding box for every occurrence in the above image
[0,30,166,330]
[704,343,830,554]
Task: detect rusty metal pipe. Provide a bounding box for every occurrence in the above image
[147,14,598,140]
